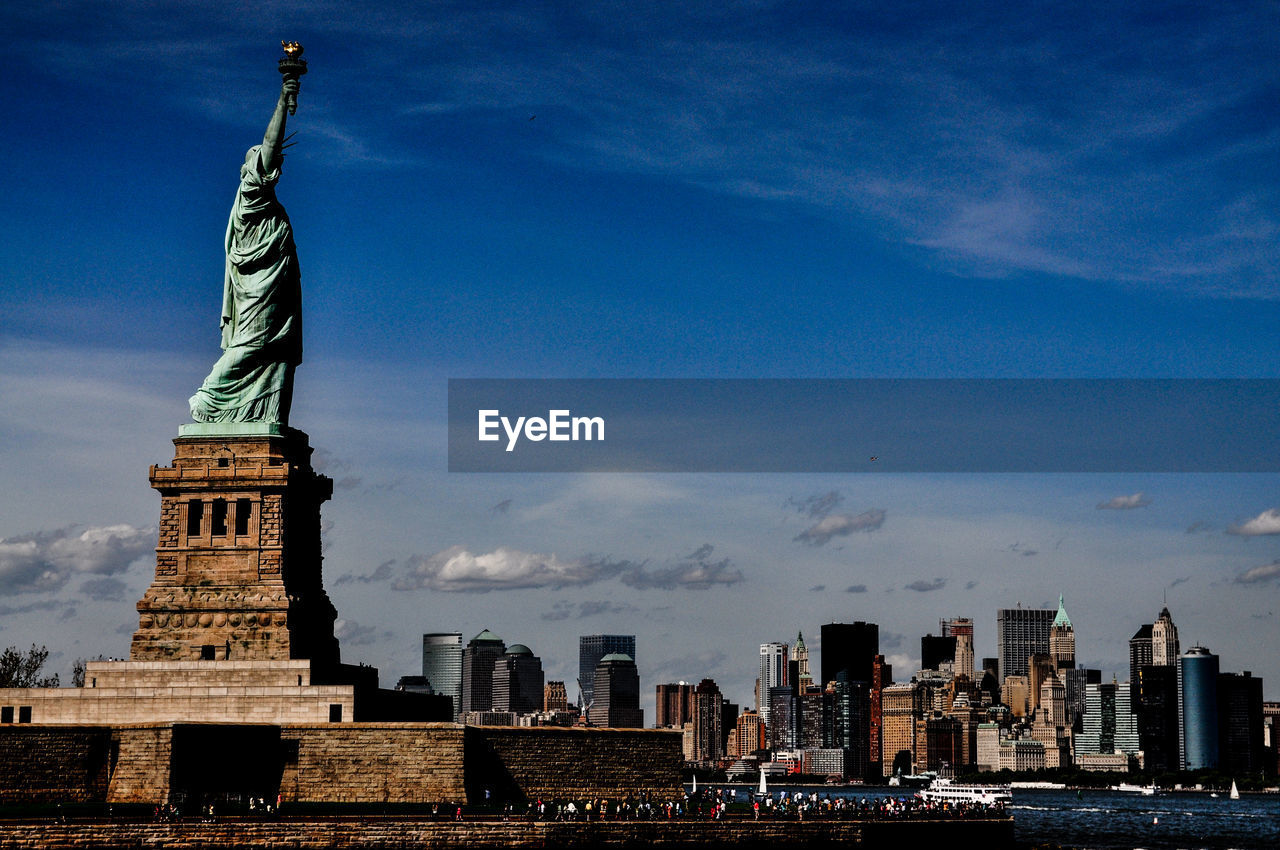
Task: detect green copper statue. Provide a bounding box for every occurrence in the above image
[189,48,306,425]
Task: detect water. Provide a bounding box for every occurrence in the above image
[695,783,1280,849]
[1009,787,1280,850]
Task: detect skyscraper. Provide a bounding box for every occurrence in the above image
[588,653,643,727]
[869,653,892,777]
[1152,606,1180,666]
[691,679,725,763]
[655,682,696,728]
[768,685,797,750]
[820,622,879,781]
[820,622,879,685]
[422,632,463,721]
[1076,680,1139,757]
[1135,664,1179,772]
[491,644,544,714]
[460,628,506,713]
[1218,671,1265,778]
[1049,595,1075,670]
[997,605,1055,683]
[544,680,569,712]
[1128,624,1153,688]
[1179,646,1220,770]
[579,634,635,712]
[794,632,813,690]
[921,634,957,672]
[940,617,975,680]
[758,642,789,727]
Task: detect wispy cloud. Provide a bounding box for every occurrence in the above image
[11,5,1273,296]
[78,577,129,601]
[844,584,867,594]
[0,524,151,595]
[541,600,637,621]
[1097,493,1151,510]
[622,544,743,591]
[787,491,843,519]
[334,560,395,585]
[0,599,63,616]
[794,509,886,546]
[905,578,947,592]
[1234,560,1280,585]
[1227,508,1280,536]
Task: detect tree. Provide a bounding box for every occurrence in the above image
[71,655,108,688]
[0,644,60,688]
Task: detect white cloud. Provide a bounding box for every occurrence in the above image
[1097,493,1151,510]
[0,524,151,595]
[392,545,633,593]
[1227,508,1280,536]
[333,618,379,646]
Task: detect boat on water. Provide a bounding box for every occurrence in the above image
[1230,779,1240,800]
[918,778,1012,806]
[1114,782,1159,795]
[888,771,936,788]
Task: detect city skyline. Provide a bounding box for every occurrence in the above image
[2,2,1279,723]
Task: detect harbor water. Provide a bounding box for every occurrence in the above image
[706,783,1280,849]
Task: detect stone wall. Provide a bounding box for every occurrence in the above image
[279,723,467,804]
[0,818,1015,849]
[0,661,358,726]
[106,726,173,804]
[467,726,683,801]
[0,726,111,803]
[0,723,682,807]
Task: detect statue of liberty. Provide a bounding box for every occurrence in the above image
[190,48,306,425]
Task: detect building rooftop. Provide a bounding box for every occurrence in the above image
[1052,594,1072,628]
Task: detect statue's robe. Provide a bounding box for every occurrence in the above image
[190,145,302,424]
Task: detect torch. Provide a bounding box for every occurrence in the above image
[278,41,307,115]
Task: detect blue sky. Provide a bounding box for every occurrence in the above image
[2,1,1278,711]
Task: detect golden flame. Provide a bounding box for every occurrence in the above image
[281,41,304,59]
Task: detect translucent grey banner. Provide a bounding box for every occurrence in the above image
[447,379,1280,473]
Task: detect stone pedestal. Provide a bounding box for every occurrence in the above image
[0,426,450,726]
[131,427,339,666]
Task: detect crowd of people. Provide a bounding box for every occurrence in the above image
[455,787,1006,822]
[140,787,1006,823]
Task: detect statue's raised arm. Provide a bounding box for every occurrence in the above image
[260,77,297,175]
[188,47,307,427]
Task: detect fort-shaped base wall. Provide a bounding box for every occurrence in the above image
[0,723,684,806]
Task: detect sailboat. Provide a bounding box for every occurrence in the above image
[758,767,768,798]
[691,775,697,795]
[1229,780,1240,800]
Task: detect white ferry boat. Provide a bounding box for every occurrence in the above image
[1114,782,1158,795]
[918,778,1012,806]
